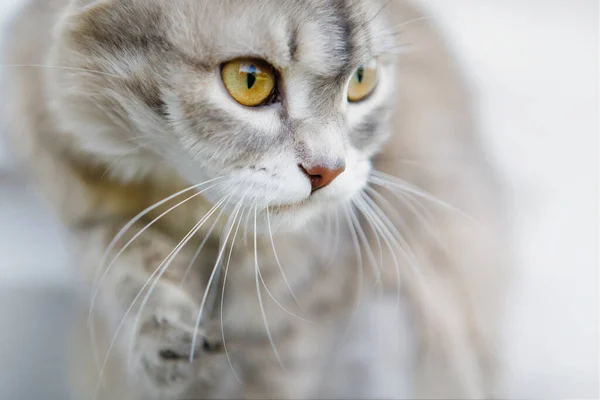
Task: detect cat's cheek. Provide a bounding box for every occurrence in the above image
[214,162,312,209]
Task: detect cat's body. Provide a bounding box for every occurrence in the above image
[2,0,510,399]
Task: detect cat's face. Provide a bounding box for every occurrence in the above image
[54,0,399,230]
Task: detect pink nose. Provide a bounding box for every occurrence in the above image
[299,164,346,192]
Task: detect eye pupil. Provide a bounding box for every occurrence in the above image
[247,72,256,89]
[246,64,257,89]
[356,67,364,83]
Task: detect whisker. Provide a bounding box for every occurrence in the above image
[89,183,218,329]
[266,206,310,317]
[352,196,385,289]
[88,178,222,376]
[365,184,450,277]
[204,205,238,319]
[325,211,333,240]
[129,195,230,365]
[179,202,229,286]
[221,205,247,384]
[254,204,286,370]
[369,170,479,224]
[91,195,228,400]
[404,193,440,234]
[393,15,434,31]
[256,261,315,325]
[324,209,341,269]
[358,191,436,316]
[388,188,445,247]
[101,144,150,179]
[189,191,249,361]
[348,201,383,295]
[365,0,394,26]
[1,63,125,78]
[364,186,417,242]
[92,177,223,308]
[354,194,402,312]
[130,195,228,356]
[337,205,365,348]
[360,191,422,278]
[242,202,254,247]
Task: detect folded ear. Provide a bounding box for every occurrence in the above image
[61,0,164,54]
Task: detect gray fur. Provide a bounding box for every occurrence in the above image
[1,0,510,399]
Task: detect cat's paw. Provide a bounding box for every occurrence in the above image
[130,283,222,399]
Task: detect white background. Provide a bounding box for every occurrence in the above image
[0,0,598,398]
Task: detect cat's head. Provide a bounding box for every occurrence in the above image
[50,0,400,230]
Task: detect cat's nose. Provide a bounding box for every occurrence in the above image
[300,163,346,192]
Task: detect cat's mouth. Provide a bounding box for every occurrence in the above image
[265,189,350,218]
[266,198,311,214]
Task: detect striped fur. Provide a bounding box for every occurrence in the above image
[2,0,510,398]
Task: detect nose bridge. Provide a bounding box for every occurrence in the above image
[296,118,347,168]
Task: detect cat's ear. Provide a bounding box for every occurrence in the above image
[62,0,160,51]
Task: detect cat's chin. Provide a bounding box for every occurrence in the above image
[260,198,345,234]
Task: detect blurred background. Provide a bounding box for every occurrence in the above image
[0,0,597,399]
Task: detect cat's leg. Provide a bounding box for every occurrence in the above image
[76,223,223,400]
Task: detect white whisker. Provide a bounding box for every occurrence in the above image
[324,209,341,269]
[92,183,218,317]
[337,205,364,348]
[353,195,385,289]
[378,186,446,248]
[101,144,150,179]
[266,206,310,317]
[364,186,415,238]
[394,15,434,31]
[93,194,228,400]
[242,202,254,247]
[254,205,286,370]
[256,261,315,325]
[1,63,124,78]
[360,191,422,278]
[369,170,479,224]
[89,177,222,376]
[354,194,402,312]
[220,205,246,384]
[189,192,249,361]
[348,202,383,295]
[179,202,229,286]
[127,195,229,363]
[92,177,222,310]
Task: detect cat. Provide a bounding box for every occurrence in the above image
[1,0,511,399]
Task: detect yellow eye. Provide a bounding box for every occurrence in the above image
[221,58,277,107]
[347,59,378,102]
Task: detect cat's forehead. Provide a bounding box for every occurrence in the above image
[161,0,396,76]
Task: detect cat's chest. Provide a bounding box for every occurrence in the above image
[193,231,416,398]
[214,227,357,337]
[217,237,323,338]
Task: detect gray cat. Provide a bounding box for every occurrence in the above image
[1,0,510,398]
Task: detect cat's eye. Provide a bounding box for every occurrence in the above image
[221,58,277,107]
[347,59,378,102]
